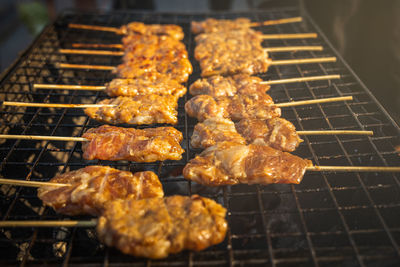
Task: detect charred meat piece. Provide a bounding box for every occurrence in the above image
[194,30,270,76]
[183,141,312,186]
[191,17,252,34]
[191,118,245,148]
[189,74,270,97]
[97,195,227,259]
[235,117,303,152]
[37,166,163,216]
[105,76,187,98]
[85,95,178,125]
[185,94,281,122]
[119,22,184,40]
[82,125,184,162]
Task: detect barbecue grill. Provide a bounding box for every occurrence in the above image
[1,7,400,266]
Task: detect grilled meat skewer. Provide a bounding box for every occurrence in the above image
[85,95,178,125]
[82,125,184,162]
[97,195,227,259]
[183,141,312,186]
[38,166,163,216]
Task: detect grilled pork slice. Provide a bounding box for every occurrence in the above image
[194,30,270,76]
[189,74,270,97]
[235,118,303,152]
[191,17,252,34]
[191,118,245,148]
[82,125,184,162]
[85,95,178,125]
[97,195,227,259]
[183,141,312,186]
[37,166,163,216]
[185,94,281,122]
[114,55,192,84]
[119,22,184,40]
[105,76,187,98]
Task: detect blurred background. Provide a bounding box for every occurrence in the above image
[0,0,398,123]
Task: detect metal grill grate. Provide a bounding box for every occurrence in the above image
[0,7,399,266]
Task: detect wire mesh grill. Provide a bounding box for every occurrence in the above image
[0,7,399,266]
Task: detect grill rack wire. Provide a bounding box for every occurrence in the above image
[0,7,399,267]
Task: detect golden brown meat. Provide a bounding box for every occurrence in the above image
[235,118,303,152]
[85,95,178,125]
[119,22,184,40]
[105,76,187,98]
[185,94,281,122]
[37,166,163,216]
[194,30,270,77]
[82,125,184,162]
[97,195,227,259]
[191,118,245,148]
[189,74,270,97]
[191,17,252,34]
[183,141,312,186]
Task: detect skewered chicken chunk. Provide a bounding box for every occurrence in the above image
[97,195,227,259]
[191,17,252,34]
[105,76,187,98]
[119,22,184,40]
[85,95,178,125]
[185,94,281,122]
[37,166,163,216]
[236,117,303,152]
[183,141,312,186]
[194,30,270,77]
[189,74,270,97]
[82,125,184,162]
[191,118,245,148]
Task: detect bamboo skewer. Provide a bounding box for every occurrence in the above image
[72,43,123,49]
[261,33,317,39]
[1,101,115,108]
[57,57,337,71]
[0,135,87,142]
[59,46,324,56]
[297,130,374,136]
[275,96,353,107]
[33,75,340,92]
[249,17,303,27]
[306,166,400,172]
[0,220,97,228]
[0,178,68,188]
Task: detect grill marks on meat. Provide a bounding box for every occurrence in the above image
[37,166,163,216]
[97,195,227,259]
[185,94,281,122]
[119,22,184,40]
[105,77,187,98]
[191,18,252,34]
[194,30,270,77]
[82,125,184,162]
[85,95,178,125]
[183,141,312,186]
[235,118,303,152]
[189,74,270,97]
[191,118,245,148]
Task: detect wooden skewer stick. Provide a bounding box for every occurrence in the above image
[69,23,121,34]
[262,33,317,39]
[0,178,68,188]
[261,75,340,85]
[33,84,106,91]
[59,46,324,56]
[297,130,374,136]
[249,17,303,27]
[307,166,400,172]
[275,96,352,107]
[57,57,337,71]
[59,49,124,56]
[0,134,87,142]
[72,43,123,49]
[270,57,336,66]
[33,74,340,93]
[0,220,97,228]
[1,101,115,108]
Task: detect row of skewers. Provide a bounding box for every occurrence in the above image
[1,16,399,261]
